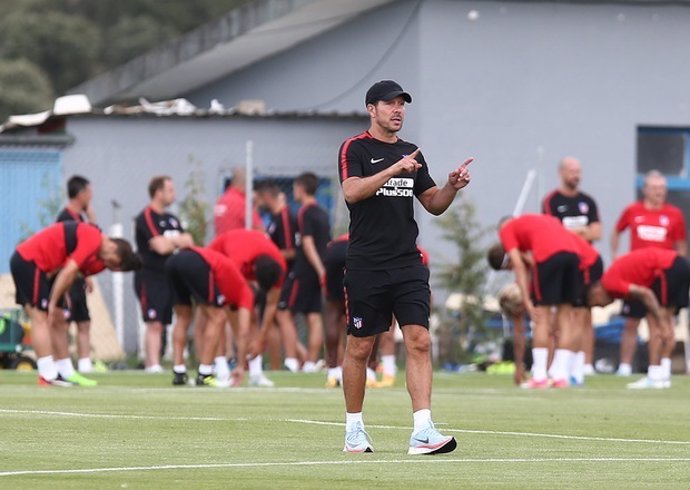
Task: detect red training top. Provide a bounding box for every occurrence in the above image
[192,246,254,310]
[207,229,287,287]
[601,248,678,298]
[213,187,262,235]
[499,214,578,263]
[614,202,686,251]
[569,233,600,270]
[16,222,103,275]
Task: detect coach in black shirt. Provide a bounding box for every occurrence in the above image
[338,80,473,455]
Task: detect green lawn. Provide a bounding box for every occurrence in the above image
[0,371,689,489]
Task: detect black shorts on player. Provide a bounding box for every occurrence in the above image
[574,256,604,307]
[10,251,53,311]
[283,270,322,314]
[165,250,225,307]
[324,239,347,302]
[531,252,581,306]
[621,299,646,319]
[67,278,90,322]
[344,264,430,338]
[652,256,690,312]
[134,269,174,324]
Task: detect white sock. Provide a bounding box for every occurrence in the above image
[249,355,263,377]
[37,355,57,380]
[302,361,316,372]
[617,363,632,376]
[366,367,376,381]
[56,358,75,379]
[571,351,585,384]
[198,364,213,376]
[382,355,396,377]
[284,357,299,372]
[660,357,672,380]
[532,347,548,381]
[345,412,363,432]
[583,363,595,375]
[412,409,432,434]
[548,349,572,381]
[77,358,93,373]
[173,364,187,374]
[215,356,230,380]
[328,367,342,380]
[648,364,663,381]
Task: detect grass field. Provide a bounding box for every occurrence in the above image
[1,370,689,489]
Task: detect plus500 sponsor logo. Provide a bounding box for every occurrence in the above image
[376,177,414,197]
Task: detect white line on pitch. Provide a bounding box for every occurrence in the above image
[2,458,690,477]
[284,419,690,446]
[0,409,244,422]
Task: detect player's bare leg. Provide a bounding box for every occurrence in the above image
[303,312,324,372]
[276,309,300,372]
[618,318,640,376]
[171,305,192,385]
[196,306,225,386]
[76,321,92,372]
[27,307,64,384]
[343,335,376,412]
[145,320,164,372]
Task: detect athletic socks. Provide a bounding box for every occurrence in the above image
[548,349,572,381]
[173,364,187,374]
[56,358,76,379]
[328,366,342,382]
[249,355,263,377]
[532,347,548,381]
[284,357,299,372]
[215,356,230,380]
[660,357,672,380]
[617,363,632,376]
[346,412,364,432]
[77,358,93,373]
[198,364,213,376]
[37,355,58,381]
[648,364,663,381]
[381,355,396,377]
[412,409,432,434]
[366,367,377,383]
[571,351,585,384]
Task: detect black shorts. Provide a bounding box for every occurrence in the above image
[574,256,603,308]
[621,299,646,319]
[324,241,347,302]
[67,278,90,323]
[344,264,430,337]
[654,256,690,311]
[10,251,53,311]
[531,252,581,306]
[283,270,322,314]
[165,250,225,308]
[135,268,174,324]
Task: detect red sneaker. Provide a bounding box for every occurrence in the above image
[550,378,570,389]
[520,378,549,389]
[38,375,73,387]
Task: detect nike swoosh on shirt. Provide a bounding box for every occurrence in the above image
[370,158,384,164]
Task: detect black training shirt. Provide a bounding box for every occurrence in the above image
[134,207,184,273]
[56,207,87,224]
[266,206,298,269]
[338,131,435,270]
[542,190,599,235]
[294,203,331,278]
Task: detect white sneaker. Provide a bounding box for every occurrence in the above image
[583,364,595,376]
[626,377,667,389]
[249,374,275,387]
[145,365,164,374]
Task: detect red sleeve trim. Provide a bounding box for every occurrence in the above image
[542,191,557,215]
[339,132,369,181]
[281,208,294,250]
[144,208,161,237]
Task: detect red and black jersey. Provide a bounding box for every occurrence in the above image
[16,222,103,275]
[134,206,184,273]
[614,202,686,251]
[338,131,436,270]
[542,190,599,233]
[192,246,254,310]
[56,207,88,224]
[499,214,579,263]
[207,229,287,287]
[569,233,600,270]
[266,205,298,268]
[294,203,331,277]
[602,248,678,298]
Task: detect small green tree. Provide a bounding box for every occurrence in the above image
[178,155,208,245]
[0,58,53,121]
[434,196,490,364]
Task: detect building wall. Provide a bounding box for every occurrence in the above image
[62,115,365,353]
[185,0,690,276]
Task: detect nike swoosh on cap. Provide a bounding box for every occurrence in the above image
[370,158,384,164]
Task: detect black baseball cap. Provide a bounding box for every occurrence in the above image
[365,80,412,106]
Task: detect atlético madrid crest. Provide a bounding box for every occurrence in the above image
[578,202,589,214]
[353,317,363,329]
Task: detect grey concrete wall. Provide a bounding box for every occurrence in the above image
[185,0,690,284]
[62,115,365,353]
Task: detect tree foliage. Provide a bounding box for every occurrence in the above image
[0,0,249,119]
[0,59,54,121]
[178,155,209,246]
